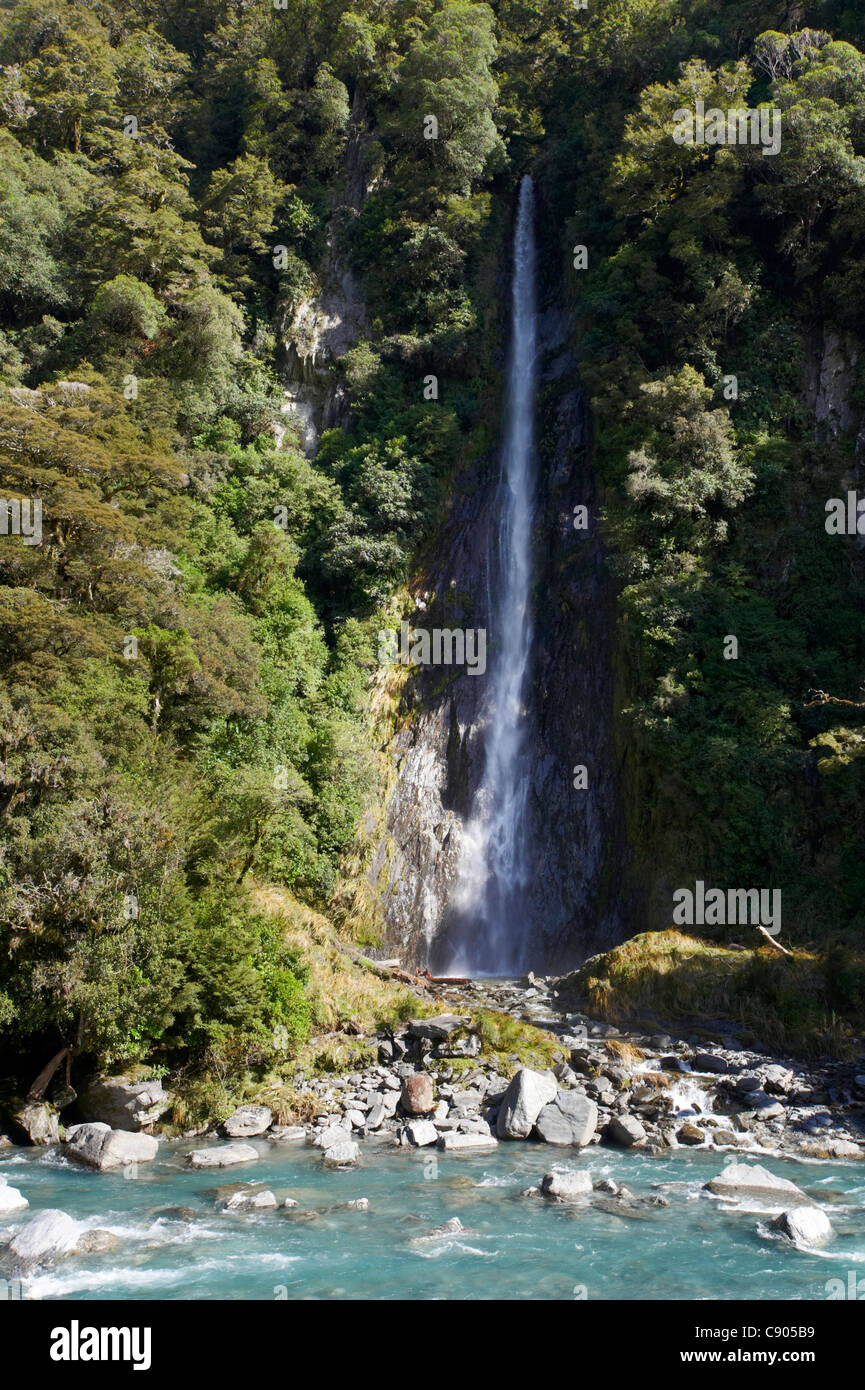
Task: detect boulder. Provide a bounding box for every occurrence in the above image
[321,1140,360,1167]
[540,1169,593,1201]
[535,1092,598,1147]
[400,1073,435,1115]
[676,1123,706,1146]
[741,1091,785,1118]
[704,1162,813,1205]
[692,1053,730,1074]
[223,1105,273,1138]
[186,1144,259,1169]
[429,1217,463,1236]
[313,1125,352,1150]
[407,1015,468,1042]
[8,1101,60,1146]
[268,1125,306,1143]
[0,1183,28,1215]
[825,1139,862,1159]
[78,1073,171,1131]
[365,1103,386,1130]
[735,1072,763,1094]
[77,1229,122,1254]
[404,1119,437,1147]
[496,1068,558,1139]
[606,1114,647,1148]
[65,1124,159,1171]
[437,1131,498,1151]
[771,1207,833,1248]
[9,1210,83,1266]
[760,1065,794,1095]
[222,1188,278,1212]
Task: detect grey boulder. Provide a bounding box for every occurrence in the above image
[65,1123,159,1171]
[606,1114,647,1148]
[78,1073,171,1131]
[496,1068,558,1139]
[223,1105,273,1138]
[9,1101,60,1145]
[187,1143,259,1169]
[222,1188,278,1212]
[407,1015,468,1042]
[404,1119,438,1147]
[704,1163,813,1205]
[540,1169,593,1200]
[321,1140,360,1167]
[437,1131,498,1151]
[535,1092,598,1147]
[313,1125,352,1151]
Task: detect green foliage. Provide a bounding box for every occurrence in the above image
[2,0,865,1092]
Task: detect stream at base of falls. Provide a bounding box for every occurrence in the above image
[6,1128,865,1301]
[2,1140,863,1301]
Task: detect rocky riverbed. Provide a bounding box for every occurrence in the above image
[2,974,864,1284]
[264,973,865,1166]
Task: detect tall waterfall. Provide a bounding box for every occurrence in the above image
[445,175,538,974]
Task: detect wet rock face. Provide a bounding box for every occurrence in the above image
[368,209,630,972]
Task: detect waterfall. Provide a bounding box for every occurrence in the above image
[444,175,538,974]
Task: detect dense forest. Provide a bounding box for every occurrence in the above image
[2,0,865,1106]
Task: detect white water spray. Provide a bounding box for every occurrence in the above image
[448,175,538,973]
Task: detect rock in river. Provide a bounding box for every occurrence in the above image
[9,1210,83,1266]
[704,1162,813,1205]
[540,1169,593,1201]
[187,1143,260,1169]
[65,1123,159,1171]
[535,1092,598,1147]
[437,1131,498,1152]
[496,1068,558,1139]
[404,1119,438,1147]
[0,1179,28,1215]
[770,1207,833,1248]
[606,1114,647,1148]
[321,1140,360,1167]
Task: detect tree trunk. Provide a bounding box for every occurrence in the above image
[27,1046,70,1100]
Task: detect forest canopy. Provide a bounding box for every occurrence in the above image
[1,0,865,1094]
